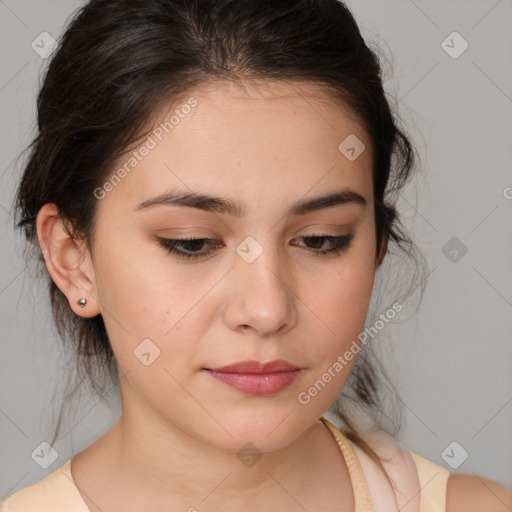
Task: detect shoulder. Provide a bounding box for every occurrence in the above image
[354,426,512,512]
[446,472,512,512]
[0,459,86,512]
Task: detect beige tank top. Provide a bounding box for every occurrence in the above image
[320,416,451,512]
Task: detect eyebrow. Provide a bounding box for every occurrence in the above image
[134,188,367,217]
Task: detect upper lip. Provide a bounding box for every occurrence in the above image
[207,359,301,373]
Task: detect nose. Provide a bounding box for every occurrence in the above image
[223,239,298,337]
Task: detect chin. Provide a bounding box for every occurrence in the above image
[198,414,311,454]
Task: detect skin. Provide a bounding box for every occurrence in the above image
[36,78,512,511]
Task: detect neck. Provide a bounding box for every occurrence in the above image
[87,379,336,509]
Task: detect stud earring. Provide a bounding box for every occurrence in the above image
[77,298,87,308]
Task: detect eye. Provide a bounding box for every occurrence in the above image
[157,234,354,261]
[294,234,354,256]
[157,237,221,261]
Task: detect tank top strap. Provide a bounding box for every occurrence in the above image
[320,416,376,512]
[320,416,424,512]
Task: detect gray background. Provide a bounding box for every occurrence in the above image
[1,0,511,499]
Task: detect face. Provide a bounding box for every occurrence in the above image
[86,79,380,452]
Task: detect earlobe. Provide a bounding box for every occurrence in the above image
[36,203,100,318]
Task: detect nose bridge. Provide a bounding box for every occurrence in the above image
[235,233,287,294]
[228,233,296,334]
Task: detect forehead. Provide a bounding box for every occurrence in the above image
[169,78,370,148]
[101,78,374,216]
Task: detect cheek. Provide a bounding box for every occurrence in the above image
[93,229,180,324]
[296,257,375,410]
[93,240,213,376]
[301,244,376,360]
[316,251,375,324]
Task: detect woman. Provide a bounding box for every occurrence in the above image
[2,0,511,510]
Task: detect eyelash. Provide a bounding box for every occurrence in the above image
[157,234,354,261]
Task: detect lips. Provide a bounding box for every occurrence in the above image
[204,359,303,396]
[207,359,301,374]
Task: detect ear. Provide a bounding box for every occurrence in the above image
[375,230,389,269]
[36,203,101,318]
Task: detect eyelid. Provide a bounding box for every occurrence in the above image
[156,232,354,261]
[155,222,353,237]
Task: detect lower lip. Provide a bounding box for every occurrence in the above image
[204,369,303,396]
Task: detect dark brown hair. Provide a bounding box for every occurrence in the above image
[14,0,425,497]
